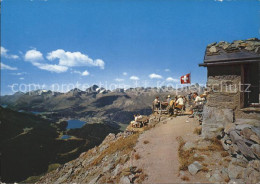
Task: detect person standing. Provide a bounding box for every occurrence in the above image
[167,95,171,104]
[153,96,160,112]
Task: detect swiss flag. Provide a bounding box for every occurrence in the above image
[180,73,191,84]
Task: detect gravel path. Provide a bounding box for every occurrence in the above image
[132,115,199,183]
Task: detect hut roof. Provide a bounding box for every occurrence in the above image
[199,38,260,67]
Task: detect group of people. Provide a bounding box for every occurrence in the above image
[188,92,207,118]
[153,92,207,116]
[130,114,143,128]
[153,95,186,116]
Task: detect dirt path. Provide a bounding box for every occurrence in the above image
[131,115,200,183]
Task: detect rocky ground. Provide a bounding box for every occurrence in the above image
[131,116,204,183]
[35,110,260,184]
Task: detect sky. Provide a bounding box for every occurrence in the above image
[1,0,260,95]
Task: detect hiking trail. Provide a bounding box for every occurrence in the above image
[131,116,203,183]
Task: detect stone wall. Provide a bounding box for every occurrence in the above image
[202,65,242,138]
[206,75,241,111]
[201,106,233,139]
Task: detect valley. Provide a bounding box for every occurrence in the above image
[0,84,202,182]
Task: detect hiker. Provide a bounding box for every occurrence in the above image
[131,114,140,128]
[137,113,143,120]
[168,98,175,116]
[153,96,160,111]
[161,96,169,109]
[200,91,208,101]
[182,96,187,111]
[167,95,171,104]
[187,92,193,105]
[174,95,184,110]
[194,92,204,105]
[189,92,204,118]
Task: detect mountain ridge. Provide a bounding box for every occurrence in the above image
[1,84,204,126]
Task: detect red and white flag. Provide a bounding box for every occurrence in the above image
[180,73,191,84]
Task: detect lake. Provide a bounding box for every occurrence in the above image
[67,119,86,129]
[1,104,7,108]
[61,135,71,140]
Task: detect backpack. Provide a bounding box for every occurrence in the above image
[169,100,175,107]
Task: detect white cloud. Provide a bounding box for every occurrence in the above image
[24,49,68,73]
[72,70,90,76]
[130,76,139,80]
[149,73,163,79]
[166,77,179,82]
[46,49,105,69]
[33,62,68,73]
[24,48,104,73]
[115,78,124,82]
[19,77,24,80]
[12,72,27,76]
[165,69,170,72]
[82,70,89,76]
[214,0,223,1]
[1,46,19,59]
[24,49,44,62]
[1,63,18,70]
[123,72,127,76]
[72,70,82,75]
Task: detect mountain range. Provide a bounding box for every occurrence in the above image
[1,84,204,126]
[0,84,204,182]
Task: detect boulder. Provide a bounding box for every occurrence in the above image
[188,161,202,175]
[112,164,122,177]
[241,127,255,140]
[228,163,245,179]
[230,131,243,143]
[221,139,230,151]
[229,144,239,155]
[245,169,260,184]
[229,131,255,158]
[235,119,260,127]
[236,140,255,159]
[245,161,260,184]
[205,173,211,178]
[248,160,260,172]
[251,144,260,158]
[182,142,196,151]
[231,157,248,168]
[226,139,232,144]
[202,106,233,139]
[250,134,260,144]
[209,46,218,53]
[235,124,252,131]
[102,163,114,173]
[225,123,236,134]
[120,176,131,184]
[221,168,230,182]
[209,170,223,182]
[251,127,260,137]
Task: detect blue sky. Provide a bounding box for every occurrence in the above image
[1,0,260,95]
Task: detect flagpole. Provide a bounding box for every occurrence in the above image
[189,71,191,93]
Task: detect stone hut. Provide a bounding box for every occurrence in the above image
[199,38,260,138]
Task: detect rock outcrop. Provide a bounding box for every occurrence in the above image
[37,131,147,183]
[201,106,233,139]
[216,118,260,183]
